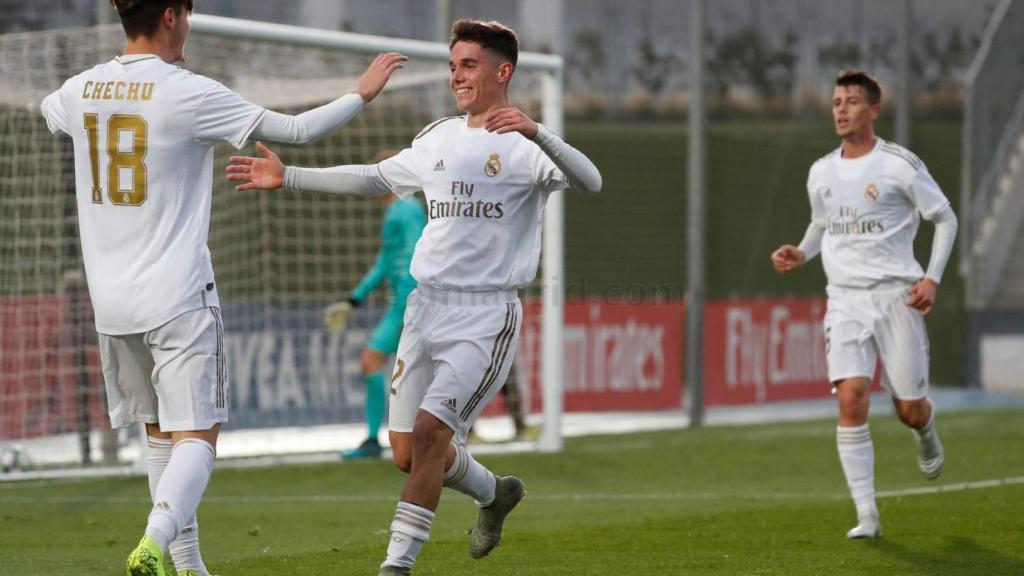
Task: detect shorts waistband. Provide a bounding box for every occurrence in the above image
[414,285,519,306]
[827,280,913,296]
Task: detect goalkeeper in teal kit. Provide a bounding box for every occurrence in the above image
[325,150,426,459]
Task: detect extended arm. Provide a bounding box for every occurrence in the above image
[250,94,363,145]
[283,164,391,197]
[227,141,391,196]
[249,52,406,145]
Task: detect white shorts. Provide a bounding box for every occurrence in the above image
[389,287,521,444]
[99,307,228,432]
[824,284,930,400]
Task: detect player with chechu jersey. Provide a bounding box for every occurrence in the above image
[325,149,426,460]
[40,1,405,574]
[771,69,957,540]
[227,18,601,575]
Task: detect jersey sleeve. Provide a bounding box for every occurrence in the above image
[377,145,424,200]
[532,153,570,195]
[806,164,828,227]
[192,78,267,149]
[906,167,950,219]
[40,79,73,135]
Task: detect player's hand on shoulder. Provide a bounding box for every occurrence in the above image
[484,107,539,139]
[226,141,285,191]
[771,244,805,274]
[906,278,938,315]
[356,52,408,103]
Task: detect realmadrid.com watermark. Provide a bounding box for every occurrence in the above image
[415,277,687,306]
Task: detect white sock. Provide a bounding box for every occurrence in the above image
[147,437,173,497]
[837,424,877,519]
[147,437,209,575]
[382,501,434,570]
[912,400,937,441]
[145,438,215,551]
[443,443,496,506]
[169,521,208,576]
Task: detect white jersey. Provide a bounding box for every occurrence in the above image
[41,54,265,335]
[378,116,570,291]
[807,138,950,289]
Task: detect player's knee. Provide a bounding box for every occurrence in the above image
[391,451,412,473]
[411,418,453,460]
[898,408,928,429]
[837,394,866,417]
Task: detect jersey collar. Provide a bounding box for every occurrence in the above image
[114,54,160,65]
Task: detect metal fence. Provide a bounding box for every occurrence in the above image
[961,0,1024,291]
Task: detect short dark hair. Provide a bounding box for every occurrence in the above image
[835,69,881,105]
[110,0,193,39]
[449,19,518,68]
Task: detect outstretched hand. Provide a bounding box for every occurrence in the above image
[356,52,408,103]
[771,245,806,274]
[906,278,938,315]
[484,107,539,139]
[226,141,285,191]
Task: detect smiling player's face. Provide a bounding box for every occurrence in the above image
[449,41,506,115]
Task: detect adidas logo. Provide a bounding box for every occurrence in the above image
[434,159,445,172]
[441,397,457,412]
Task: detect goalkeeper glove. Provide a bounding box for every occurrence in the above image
[323,297,360,333]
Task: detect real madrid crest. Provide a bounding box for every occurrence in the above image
[865,182,880,202]
[484,153,502,177]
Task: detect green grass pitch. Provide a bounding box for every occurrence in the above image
[2,408,1022,575]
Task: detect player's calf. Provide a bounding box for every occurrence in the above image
[911,402,944,480]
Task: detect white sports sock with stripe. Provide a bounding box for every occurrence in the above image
[147,437,210,575]
[145,438,215,551]
[837,424,877,519]
[443,442,497,506]
[382,501,434,570]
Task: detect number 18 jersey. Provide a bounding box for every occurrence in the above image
[41,55,265,335]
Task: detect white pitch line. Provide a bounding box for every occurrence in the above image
[875,476,1024,499]
[2,476,1022,505]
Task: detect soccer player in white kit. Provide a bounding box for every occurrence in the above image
[227,18,602,575]
[771,70,957,539]
[40,1,405,574]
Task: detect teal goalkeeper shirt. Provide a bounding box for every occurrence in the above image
[351,198,426,305]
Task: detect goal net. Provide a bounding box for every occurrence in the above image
[0,15,565,475]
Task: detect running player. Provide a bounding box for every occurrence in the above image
[226,18,601,575]
[771,69,957,539]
